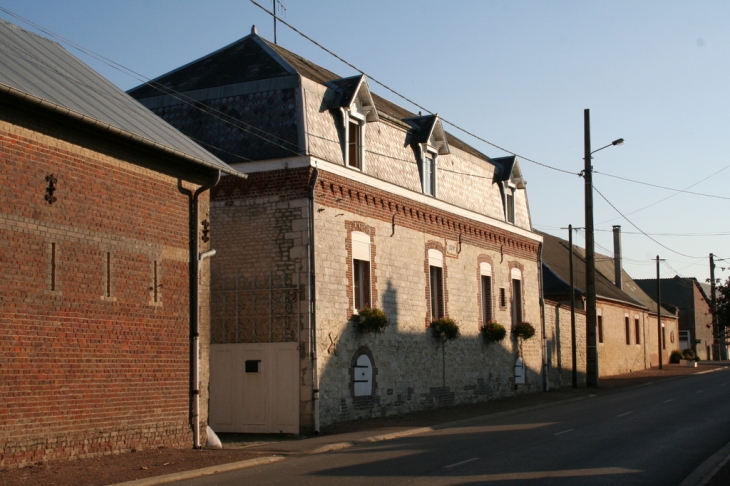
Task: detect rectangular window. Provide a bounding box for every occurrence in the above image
[423,156,436,196]
[598,315,604,344]
[348,120,361,169]
[625,316,631,345]
[662,326,666,350]
[506,192,515,224]
[499,287,507,308]
[511,278,522,327]
[481,275,492,324]
[430,265,444,320]
[353,259,371,310]
[634,318,641,345]
[153,260,159,303]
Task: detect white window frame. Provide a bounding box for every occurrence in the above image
[505,185,516,224]
[511,268,522,328]
[352,231,371,312]
[428,249,444,320]
[421,146,438,196]
[344,109,366,171]
[480,262,492,325]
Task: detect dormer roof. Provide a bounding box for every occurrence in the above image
[492,156,526,189]
[403,114,450,155]
[329,75,379,122]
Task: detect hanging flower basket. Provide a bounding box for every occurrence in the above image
[431,317,460,341]
[513,322,536,340]
[354,306,388,334]
[481,320,507,343]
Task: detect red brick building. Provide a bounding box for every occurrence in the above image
[0,20,242,467]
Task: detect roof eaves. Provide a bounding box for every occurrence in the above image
[0,82,246,178]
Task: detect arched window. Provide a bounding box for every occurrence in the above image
[510,267,522,327]
[429,249,445,320]
[480,262,493,325]
[352,231,371,311]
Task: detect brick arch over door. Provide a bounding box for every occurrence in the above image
[345,221,377,320]
[424,241,448,327]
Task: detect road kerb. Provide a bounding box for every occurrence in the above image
[679,440,730,486]
[110,455,285,486]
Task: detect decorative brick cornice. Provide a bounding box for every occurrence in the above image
[314,170,539,261]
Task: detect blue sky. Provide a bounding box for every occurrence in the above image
[2,0,728,283]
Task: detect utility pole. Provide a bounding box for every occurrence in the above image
[569,225,577,388]
[584,109,598,387]
[710,253,719,360]
[656,256,663,369]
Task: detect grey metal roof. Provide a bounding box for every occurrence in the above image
[0,19,241,177]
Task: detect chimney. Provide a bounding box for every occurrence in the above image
[613,225,622,289]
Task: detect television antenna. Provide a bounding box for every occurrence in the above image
[273,0,287,44]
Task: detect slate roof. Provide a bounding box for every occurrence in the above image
[0,19,240,176]
[634,277,711,311]
[539,231,676,316]
[128,31,493,165]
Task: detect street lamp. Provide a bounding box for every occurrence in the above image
[584,108,623,387]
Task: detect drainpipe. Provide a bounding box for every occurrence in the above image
[307,167,320,434]
[178,172,220,449]
[538,242,548,391]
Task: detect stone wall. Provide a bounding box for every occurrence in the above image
[313,169,542,427]
[544,301,587,388]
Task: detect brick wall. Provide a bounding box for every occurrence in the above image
[0,115,209,467]
[692,285,714,360]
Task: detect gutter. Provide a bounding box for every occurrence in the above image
[307,167,320,434]
[0,83,245,178]
[178,172,220,449]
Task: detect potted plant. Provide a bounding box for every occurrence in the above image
[354,306,388,334]
[481,319,507,343]
[430,317,460,341]
[513,322,536,340]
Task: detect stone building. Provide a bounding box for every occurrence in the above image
[130,27,548,434]
[635,277,714,360]
[539,229,679,376]
[0,20,242,467]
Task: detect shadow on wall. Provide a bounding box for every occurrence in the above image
[317,279,587,429]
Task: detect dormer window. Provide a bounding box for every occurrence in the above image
[347,115,363,169]
[506,188,515,224]
[404,114,449,197]
[422,152,436,196]
[331,75,378,172]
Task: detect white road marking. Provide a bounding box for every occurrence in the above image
[663,399,675,403]
[554,429,574,436]
[697,390,705,393]
[444,457,480,469]
[618,412,633,417]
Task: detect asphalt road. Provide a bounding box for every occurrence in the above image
[176,368,730,485]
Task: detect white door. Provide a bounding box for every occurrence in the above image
[210,342,299,434]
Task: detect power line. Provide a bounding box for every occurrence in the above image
[594,170,730,200]
[250,0,578,177]
[593,185,703,259]
[599,164,730,224]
